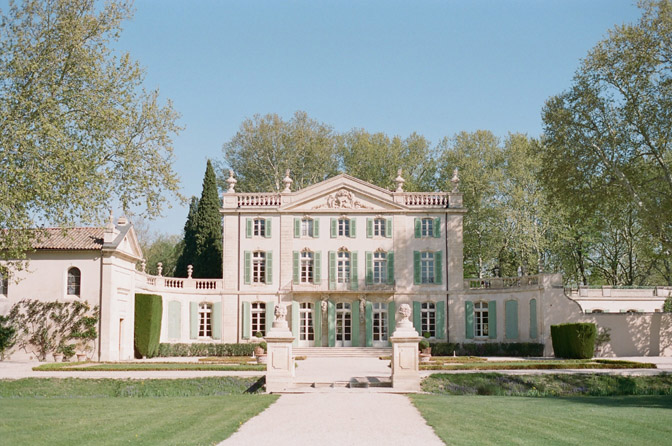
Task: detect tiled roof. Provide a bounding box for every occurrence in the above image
[32,228,105,250]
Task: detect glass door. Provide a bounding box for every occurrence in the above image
[299,302,315,347]
[335,302,352,347]
[372,302,388,347]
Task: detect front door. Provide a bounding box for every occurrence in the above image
[298,302,315,347]
[335,302,352,347]
[372,302,388,347]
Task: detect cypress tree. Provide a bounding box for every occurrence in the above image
[193,160,223,278]
[174,196,199,277]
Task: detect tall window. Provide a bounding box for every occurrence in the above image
[252,251,266,283]
[0,272,7,297]
[337,251,351,283]
[299,302,314,341]
[372,302,388,342]
[251,302,266,336]
[474,301,489,337]
[373,218,386,237]
[420,252,435,284]
[421,302,436,337]
[301,250,314,283]
[198,303,212,337]
[67,267,81,296]
[253,218,266,237]
[421,218,434,237]
[373,251,387,284]
[301,218,314,237]
[338,218,350,237]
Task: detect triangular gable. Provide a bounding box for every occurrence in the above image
[109,225,143,260]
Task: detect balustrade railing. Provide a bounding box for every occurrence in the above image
[237,193,282,207]
[465,275,540,290]
[402,193,448,207]
[138,274,221,291]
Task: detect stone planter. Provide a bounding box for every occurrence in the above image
[52,353,64,362]
[419,353,431,363]
[76,353,87,362]
[256,353,268,364]
[254,346,265,357]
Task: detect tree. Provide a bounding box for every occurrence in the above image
[0,0,182,274]
[220,111,339,192]
[139,233,182,277]
[193,161,222,278]
[174,196,199,278]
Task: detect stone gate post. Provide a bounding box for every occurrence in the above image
[264,304,295,393]
[390,303,422,391]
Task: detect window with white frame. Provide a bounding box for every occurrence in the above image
[198,302,213,337]
[421,218,434,237]
[373,218,386,237]
[373,251,387,284]
[474,301,488,337]
[337,251,351,283]
[420,252,435,284]
[253,218,266,237]
[0,272,7,297]
[301,250,314,283]
[338,218,350,237]
[372,302,388,341]
[67,267,81,296]
[421,302,436,337]
[251,302,266,336]
[301,218,314,237]
[252,251,266,283]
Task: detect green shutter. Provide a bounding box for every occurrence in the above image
[436,300,445,340]
[387,251,395,285]
[386,218,393,238]
[366,218,373,238]
[413,301,422,334]
[350,218,357,238]
[313,218,320,237]
[314,251,322,284]
[265,251,273,284]
[242,301,251,339]
[212,302,222,340]
[266,301,275,335]
[246,218,252,238]
[434,251,443,284]
[529,299,538,339]
[365,302,373,347]
[433,217,441,238]
[294,218,300,238]
[330,218,337,238]
[168,300,181,339]
[414,218,421,238]
[488,300,497,339]
[350,251,358,290]
[328,251,336,290]
[505,300,519,339]
[413,251,421,285]
[387,301,396,343]
[243,251,251,284]
[291,301,299,346]
[265,218,272,238]
[351,301,360,347]
[328,300,335,347]
[465,301,474,339]
[292,251,300,284]
[313,303,322,346]
[189,302,198,339]
[365,251,373,285]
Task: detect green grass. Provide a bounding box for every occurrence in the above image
[33,361,265,372]
[0,377,277,445]
[410,394,672,446]
[420,359,656,371]
[421,373,672,397]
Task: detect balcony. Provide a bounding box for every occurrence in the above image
[464,275,540,290]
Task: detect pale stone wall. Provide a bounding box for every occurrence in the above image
[567,286,670,314]
[580,313,672,357]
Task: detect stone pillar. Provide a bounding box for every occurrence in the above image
[265,304,295,393]
[390,303,421,391]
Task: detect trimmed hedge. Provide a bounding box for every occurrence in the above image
[551,323,596,359]
[134,294,163,359]
[158,343,258,357]
[429,342,544,357]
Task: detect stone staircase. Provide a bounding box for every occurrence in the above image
[293,347,392,358]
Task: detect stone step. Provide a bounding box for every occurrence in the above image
[293,347,392,358]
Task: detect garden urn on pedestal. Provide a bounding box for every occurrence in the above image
[264,305,295,393]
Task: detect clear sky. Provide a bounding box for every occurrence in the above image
[20,0,649,236]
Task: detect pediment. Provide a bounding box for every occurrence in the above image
[114,226,144,260]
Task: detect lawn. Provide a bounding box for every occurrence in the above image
[0,378,277,446]
[33,361,266,372]
[419,358,656,371]
[410,394,672,446]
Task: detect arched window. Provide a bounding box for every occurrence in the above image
[251,302,266,336]
[421,302,436,337]
[198,302,213,337]
[67,267,81,296]
[474,301,489,337]
[591,309,604,314]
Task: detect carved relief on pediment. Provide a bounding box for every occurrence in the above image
[313,189,373,209]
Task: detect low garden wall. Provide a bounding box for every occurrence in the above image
[580,313,672,357]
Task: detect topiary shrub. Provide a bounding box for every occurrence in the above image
[134,294,163,358]
[551,323,596,359]
[156,342,256,357]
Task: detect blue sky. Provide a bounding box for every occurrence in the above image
[18,1,648,235]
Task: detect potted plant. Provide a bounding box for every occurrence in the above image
[60,344,76,362]
[253,331,265,357]
[256,341,268,364]
[419,338,431,363]
[421,332,432,355]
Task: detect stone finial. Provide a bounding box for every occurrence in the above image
[117,216,128,226]
[226,170,237,193]
[282,169,293,193]
[187,264,193,279]
[394,169,405,192]
[141,259,146,273]
[451,168,460,193]
[157,262,163,277]
[105,209,115,232]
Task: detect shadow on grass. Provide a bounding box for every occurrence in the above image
[558,395,672,409]
[245,376,265,394]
